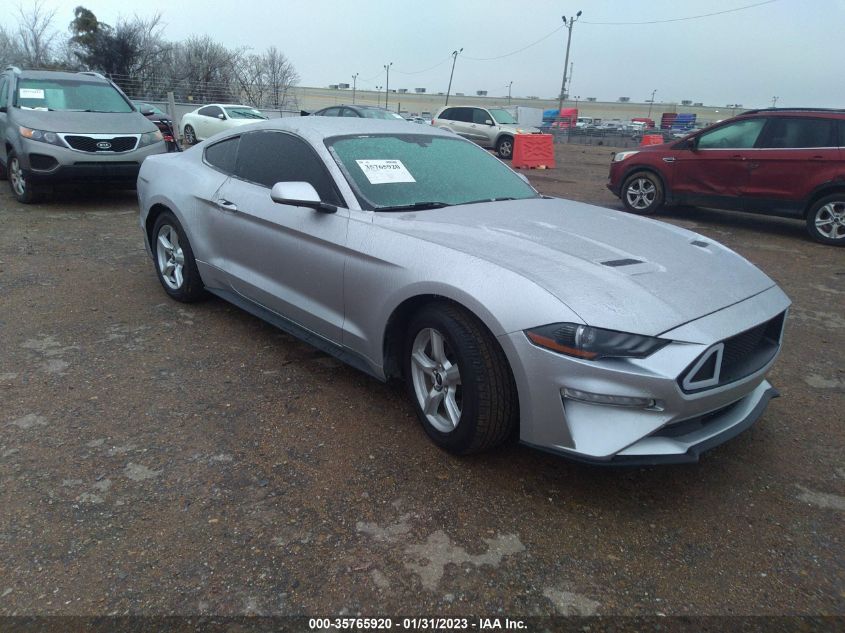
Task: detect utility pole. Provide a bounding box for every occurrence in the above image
[384,63,393,108]
[507,81,513,105]
[647,89,657,119]
[352,73,359,104]
[567,61,574,96]
[556,11,581,117]
[445,48,463,106]
[376,86,382,107]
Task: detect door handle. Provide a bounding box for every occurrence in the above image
[216,199,238,212]
[731,154,745,160]
[662,157,676,163]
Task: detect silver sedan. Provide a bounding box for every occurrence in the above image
[137,118,790,464]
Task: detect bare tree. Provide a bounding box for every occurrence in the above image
[16,0,59,67]
[0,24,25,67]
[264,46,298,109]
[233,53,268,107]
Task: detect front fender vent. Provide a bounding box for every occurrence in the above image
[601,258,643,267]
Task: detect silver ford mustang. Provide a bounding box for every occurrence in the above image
[137,118,790,464]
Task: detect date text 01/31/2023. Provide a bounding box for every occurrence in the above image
[308,617,527,630]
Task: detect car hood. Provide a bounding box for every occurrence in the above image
[375,197,775,336]
[12,108,158,134]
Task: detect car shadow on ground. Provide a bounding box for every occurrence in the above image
[655,205,810,242]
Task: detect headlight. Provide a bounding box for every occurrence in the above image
[138,130,163,147]
[525,323,669,360]
[19,126,65,147]
[613,150,639,162]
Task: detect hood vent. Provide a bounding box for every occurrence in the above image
[601,258,643,268]
[690,240,710,248]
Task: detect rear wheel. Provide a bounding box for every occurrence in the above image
[8,152,40,204]
[806,194,845,246]
[621,171,664,215]
[404,302,518,454]
[152,211,207,302]
[496,136,514,159]
[183,125,197,145]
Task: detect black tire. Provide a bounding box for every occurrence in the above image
[0,158,7,181]
[403,302,518,455]
[7,152,41,204]
[151,211,207,302]
[621,170,664,215]
[183,125,196,145]
[805,194,845,246]
[496,136,514,160]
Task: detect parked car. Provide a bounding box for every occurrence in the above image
[179,104,268,144]
[420,111,433,124]
[0,66,165,203]
[310,104,406,120]
[607,108,845,245]
[432,105,541,159]
[137,118,789,464]
[133,101,180,152]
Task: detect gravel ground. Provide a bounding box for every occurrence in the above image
[0,143,843,618]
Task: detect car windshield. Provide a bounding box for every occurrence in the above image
[359,108,406,120]
[15,79,133,113]
[489,108,517,125]
[326,133,539,211]
[225,107,267,119]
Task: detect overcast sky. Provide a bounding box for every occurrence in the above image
[5,0,842,108]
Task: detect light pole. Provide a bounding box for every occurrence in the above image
[647,89,657,119]
[376,86,382,107]
[352,73,359,104]
[384,62,393,109]
[556,11,581,117]
[445,48,463,106]
[507,81,513,105]
[772,96,779,107]
[574,95,580,110]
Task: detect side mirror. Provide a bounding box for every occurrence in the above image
[681,137,697,151]
[271,182,337,213]
[0,105,6,113]
[485,119,494,126]
[217,113,225,120]
[139,106,155,116]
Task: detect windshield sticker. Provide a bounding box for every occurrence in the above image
[356,159,416,184]
[19,88,45,99]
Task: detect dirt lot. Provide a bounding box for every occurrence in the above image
[0,143,843,619]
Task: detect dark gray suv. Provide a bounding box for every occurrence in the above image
[0,67,166,203]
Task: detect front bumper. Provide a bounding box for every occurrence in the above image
[18,137,166,184]
[499,285,790,464]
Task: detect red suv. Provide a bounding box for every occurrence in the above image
[607,108,845,245]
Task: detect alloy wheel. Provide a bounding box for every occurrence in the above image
[9,157,25,197]
[814,201,845,241]
[156,224,186,290]
[625,177,657,210]
[410,327,463,433]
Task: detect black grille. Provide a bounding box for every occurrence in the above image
[64,135,138,153]
[679,312,785,393]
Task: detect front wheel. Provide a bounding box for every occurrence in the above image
[806,195,845,246]
[404,303,518,454]
[621,171,664,215]
[152,211,207,302]
[8,152,40,203]
[496,136,514,160]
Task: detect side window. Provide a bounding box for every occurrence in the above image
[234,131,341,205]
[340,108,359,117]
[453,108,473,123]
[839,121,845,147]
[0,77,8,109]
[320,107,342,117]
[758,117,836,149]
[697,119,765,149]
[438,108,455,120]
[199,106,222,118]
[204,136,240,175]
[472,109,490,124]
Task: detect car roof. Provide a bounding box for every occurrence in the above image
[211,116,456,145]
[16,69,109,82]
[739,108,845,119]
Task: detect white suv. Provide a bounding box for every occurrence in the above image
[432,106,541,159]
